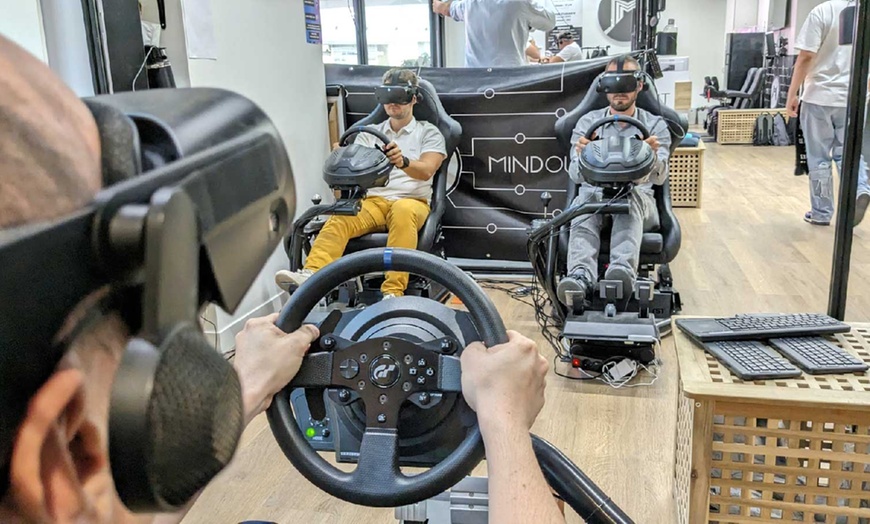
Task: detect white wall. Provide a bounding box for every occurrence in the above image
[185,0,330,352]
[445,18,466,67]
[661,0,729,109]
[0,0,48,62]
[39,0,94,97]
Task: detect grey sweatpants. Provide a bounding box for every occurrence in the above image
[566,184,659,288]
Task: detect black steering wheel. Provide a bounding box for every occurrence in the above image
[584,114,651,140]
[338,126,392,151]
[267,248,508,508]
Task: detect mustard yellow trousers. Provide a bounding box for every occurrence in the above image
[304,196,430,296]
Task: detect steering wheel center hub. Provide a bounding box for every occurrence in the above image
[370,354,402,388]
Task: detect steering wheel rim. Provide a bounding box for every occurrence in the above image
[338,126,392,150]
[584,114,651,140]
[267,248,507,508]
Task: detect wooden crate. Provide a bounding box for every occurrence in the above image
[717,109,789,145]
[674,322,870,524]
[671,141,705,208]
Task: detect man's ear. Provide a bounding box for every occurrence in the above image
[7,368,105,522]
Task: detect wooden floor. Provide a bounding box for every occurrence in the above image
[182,143,870,524]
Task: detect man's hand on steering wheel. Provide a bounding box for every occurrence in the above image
[384,141,406,168]
[460,331,548,432]
[575,132,597,154]
[644,135,661,153]
[233,315,320,424]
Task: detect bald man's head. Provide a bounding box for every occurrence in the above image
[0,35,101,228]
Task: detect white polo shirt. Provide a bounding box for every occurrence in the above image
[356,118,447,203]
[795,0,856,107]
[555,41,582,62]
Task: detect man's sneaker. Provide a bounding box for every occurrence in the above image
[604,265,634,299]
[275,269,313,292]
[856,193,870,226]
[557,274,590,308]
[804,211,830,226]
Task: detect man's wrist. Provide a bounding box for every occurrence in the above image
[477,409,529,439]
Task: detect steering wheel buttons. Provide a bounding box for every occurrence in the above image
[377,414,387,424]
[339,359,360,379]
[417,358,427,367]
[417,376,426,385]
[409,367,417,376]
[404,355,413,365]
[359,354,369,363]
[426,368,434,377]
[402,382,412,392]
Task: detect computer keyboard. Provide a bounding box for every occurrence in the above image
[717,314,843,332]
[769,337,869,375]
[676,313,851,342]
[703,340,802,381]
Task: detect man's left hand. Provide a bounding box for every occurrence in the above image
[385,142,406,168]
[233,314,319,422]
[432,0,450,16]
[644,135,661,152]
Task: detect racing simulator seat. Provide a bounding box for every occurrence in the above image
[531,70,686,370]
[284,79,460,305]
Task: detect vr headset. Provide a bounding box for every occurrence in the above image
[596,55,647,94]
[374,69,419,105]
[0,88,295,512]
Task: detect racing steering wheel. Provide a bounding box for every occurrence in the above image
[583,114,651,140]
[338,126,392,152]
[267,248,508,508]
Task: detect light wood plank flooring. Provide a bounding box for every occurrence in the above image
[182,143,870,524]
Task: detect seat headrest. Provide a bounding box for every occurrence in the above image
[83,98,143,186]
[555,73,685,152]
[353,78,461,153]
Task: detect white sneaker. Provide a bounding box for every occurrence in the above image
[275,269,313,292]
[381,293,398,301]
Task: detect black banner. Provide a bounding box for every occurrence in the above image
[325,61,608,261]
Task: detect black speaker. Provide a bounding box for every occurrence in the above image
[725,33,765,91]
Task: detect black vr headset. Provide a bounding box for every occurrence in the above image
[596,55,648,94]
[374,69,419,105]
[0,88,295,512]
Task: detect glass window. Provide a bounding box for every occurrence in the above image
[321,0,361,64]
[364,0,432,67]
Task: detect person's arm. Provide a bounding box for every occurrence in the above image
[526,2,556,32]
[433,0,466,22]
[461,331,563,524]
[526,40,542,61]
[787,10,824,116]
[384,126,447,181]
[147,316,319,524]
[646,116,671,186]
[787,50,817,116]
[568,113,594,185]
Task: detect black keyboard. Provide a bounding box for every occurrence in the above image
[703,340,802,381]
[769,337,869,375]
[676,314,851,342]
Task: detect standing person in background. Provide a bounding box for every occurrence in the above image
[787,0,870,226]
[433,0,556,68]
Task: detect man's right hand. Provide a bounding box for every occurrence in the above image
[460,331,548,432]
[432,0,451,16]
[787,95,800,118]
[576,135,593,154]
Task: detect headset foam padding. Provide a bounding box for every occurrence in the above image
[148,325,243,506]
[82,99,143,186]
[109,323,244,510]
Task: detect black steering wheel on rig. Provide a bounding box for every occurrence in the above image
[338,126,392,151]
[267,248,507,508]
[579,115,656,188]
[583,114,651,141]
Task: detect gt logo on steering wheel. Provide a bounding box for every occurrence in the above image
[370,355,401,388]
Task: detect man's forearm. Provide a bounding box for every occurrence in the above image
[402,160,437,181]
[481,417,565,524]
[788,54,814,100]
